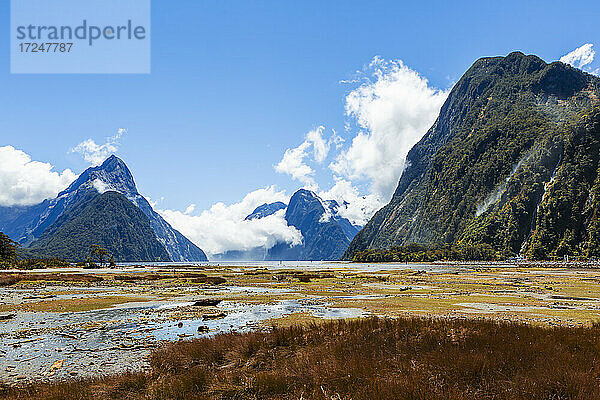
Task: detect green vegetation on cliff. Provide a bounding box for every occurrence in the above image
[351,243,499,262]
[25,191,171,262]
[523,108,600,259]
[345,52,600,260]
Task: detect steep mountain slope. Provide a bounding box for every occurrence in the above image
[504,107,600,259]
[0,202,49,244]
[268,189,361,260]
[0,155,207,261]
[62,156,207,262]
[245,202,287,220]
[26,191,171,262]
[345,52,600,260]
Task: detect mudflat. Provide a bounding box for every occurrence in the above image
[2,262,600,385]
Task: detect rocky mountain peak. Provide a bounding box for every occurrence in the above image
[59,155,137,198]
[245,202,287,220]
[0,155,207,261]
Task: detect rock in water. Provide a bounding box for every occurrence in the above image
[0,313,15,321]
[192,299,222,307]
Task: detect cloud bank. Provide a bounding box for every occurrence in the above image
[331,56,449,201]
[318,178,382,226]
[0,146,76,206]
[157,186,302,255]
[71,128,127,165]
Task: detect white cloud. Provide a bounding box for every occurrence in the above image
[71,128,127,166]
[331,129,344,149]
[306,125,330,162]
[144,195,165,209]
[164,57,450,255]
[184,203,196,215]
[271,56,448,228]
[319,178,383,226]
[157,186,302,255]
[560,43,595,69]
[92,179,112,194]
[275,140,315,188]
[331,56,449,201]
[0,146,77,206]
[275,126,340,189]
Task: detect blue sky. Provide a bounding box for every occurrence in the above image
[1,0,599,253]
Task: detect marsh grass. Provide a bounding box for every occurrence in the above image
[113,273,226,285]
[0,272,225,287]
[3,317,600,399]
[113,273,164,281]
[0,273,102,286]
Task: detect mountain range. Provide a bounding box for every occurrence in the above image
[345,52,600,260]
[4,52,598,263]
[0,156,360,262]
[213,189,361,261]
[0,156,207,262]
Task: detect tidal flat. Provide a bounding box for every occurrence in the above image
[2,262,600,386]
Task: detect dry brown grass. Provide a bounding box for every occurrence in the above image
[0,274,21,287]
[112,273,226,285]
[113,273,164,281]
[0,273,103,286]
[3,317,600,399]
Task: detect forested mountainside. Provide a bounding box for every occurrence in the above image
[345,52,600,260]
[25,191,171,262]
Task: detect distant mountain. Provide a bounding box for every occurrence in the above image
[212,202,288,261]
[0,155,207,262]
[267,189,360,260]
[212,190,361,261]
[210,247,270,262]
[25,191,171,262]
[0,202,49,245]
[345,52,600,260]
[245,202,287,220]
